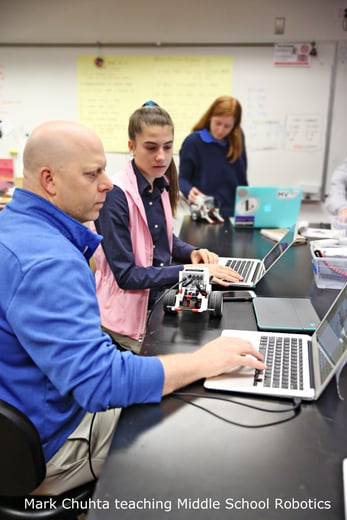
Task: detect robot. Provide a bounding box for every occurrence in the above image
[190,195,224,224]
[162,267,223,319]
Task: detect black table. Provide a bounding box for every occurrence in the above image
[89,218,344,520]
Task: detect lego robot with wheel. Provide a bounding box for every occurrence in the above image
[163,267,223,319]
[190,195,224,224]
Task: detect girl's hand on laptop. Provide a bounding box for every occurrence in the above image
[183,262,243,286]
[190,248,219,264]
[207,264,243,286]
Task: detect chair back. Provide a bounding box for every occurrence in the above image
[0,399,46,495]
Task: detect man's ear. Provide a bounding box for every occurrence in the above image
[39,167,57,196]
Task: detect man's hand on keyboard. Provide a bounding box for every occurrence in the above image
[190,335,267,378]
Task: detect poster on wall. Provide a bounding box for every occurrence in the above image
[273,43,312,66]
[0,158,14,203]
[77,55,233,153]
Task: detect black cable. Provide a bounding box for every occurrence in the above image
[144,280,181,328]
[151,280,180,308]
[193,278,207,296]
[171,391,302,428]
[147,268,213,325]
[146,274,195,324]
[88,413,98,480]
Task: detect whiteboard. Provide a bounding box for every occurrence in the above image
[0,43,336,196]
[76,54,233,153]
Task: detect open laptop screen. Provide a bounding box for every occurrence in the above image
[263,226,295,272]
[316,283,347,386]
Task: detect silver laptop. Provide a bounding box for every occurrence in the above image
[218,225,296,288]
[204,283,347,401]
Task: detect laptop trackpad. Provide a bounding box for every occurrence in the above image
[220,365,256,387]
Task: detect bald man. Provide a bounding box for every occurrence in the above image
[0,121,265,495]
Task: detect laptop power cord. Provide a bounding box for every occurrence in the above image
[171,392,302,429]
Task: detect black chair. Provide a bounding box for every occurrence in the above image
[0,399,96,519]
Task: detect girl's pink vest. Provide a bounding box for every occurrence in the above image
[93,161,173,341]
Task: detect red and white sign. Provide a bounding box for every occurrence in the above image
[273,43,311,67]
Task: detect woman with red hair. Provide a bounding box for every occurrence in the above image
[179,95,248,218]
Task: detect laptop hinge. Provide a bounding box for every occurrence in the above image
[307,340,315,389]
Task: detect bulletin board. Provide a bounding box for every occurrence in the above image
[0,43,338,195]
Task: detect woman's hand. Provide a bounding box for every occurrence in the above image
[188,186,204,204]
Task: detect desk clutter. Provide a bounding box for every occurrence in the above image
[260,227,307,245]
[91,214,347,520]
[259,221,347,290]
[311,239,347,289]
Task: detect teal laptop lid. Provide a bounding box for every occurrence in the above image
[232,186,302,228]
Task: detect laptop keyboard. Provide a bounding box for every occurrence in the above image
[225,259,254,282]
[254,335,304,390]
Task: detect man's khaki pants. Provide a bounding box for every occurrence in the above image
[33,408,121,495]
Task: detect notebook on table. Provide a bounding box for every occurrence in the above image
[253,297,320,332]
[218,225,296,288]
[204,283,347,401]
[231,186,302,228]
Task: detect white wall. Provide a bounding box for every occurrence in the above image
[1,0,346,44]
[0,0,346,195]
